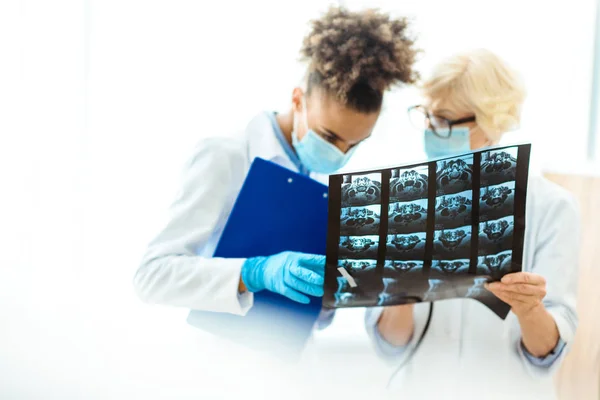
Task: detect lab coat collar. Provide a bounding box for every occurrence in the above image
[245,111,294,170]
[266,111,310,176]
[244,111,328,185]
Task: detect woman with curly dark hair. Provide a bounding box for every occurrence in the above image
[133,7,419,315]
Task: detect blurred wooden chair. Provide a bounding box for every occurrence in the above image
[544,169,600,400]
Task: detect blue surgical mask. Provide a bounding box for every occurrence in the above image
[291,100,357,174]
[424,127,471,159]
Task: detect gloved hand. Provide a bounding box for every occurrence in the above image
[240,251,326,304]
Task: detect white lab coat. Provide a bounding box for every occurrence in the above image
[132,111,331,399]
[364,176,580,400]
[133,111,328,314]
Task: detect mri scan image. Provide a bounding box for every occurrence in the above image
[433,226,472,260]
[378,278,401,306]
[478,216,514,255]
[434,190,473,230]
[477,250,512,280]
[480,147,518,187]
[422,279,462,301]
[479,181,515,222]
[333,276,359,307]
[339,235,379,259]
[386,232,427,260]
[436,155,474,196]
[462,275,505,312]
[422,279,444,301]
[388,199,428,234]
[389,165,429,203]
[383,260,424,279]
[337,259,378,278]
[465,277,491,299]
[333,276,379,307]
[341,173,382,207]
[340,205,381,236]
[377,278,425,306]
[431,259,471,277]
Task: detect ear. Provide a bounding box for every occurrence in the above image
[291,87,304,113]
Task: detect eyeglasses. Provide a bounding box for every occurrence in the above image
[408,105,476,138]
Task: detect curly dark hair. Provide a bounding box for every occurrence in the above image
[300,6,420,113]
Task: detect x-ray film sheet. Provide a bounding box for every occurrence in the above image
[324,144,530,319]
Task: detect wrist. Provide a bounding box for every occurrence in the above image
[517,304,560,358]
[238,278,247,293]
[240,257,267,293]
[515,302,546,322]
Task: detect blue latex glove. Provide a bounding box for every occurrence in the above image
[240,251,326,304]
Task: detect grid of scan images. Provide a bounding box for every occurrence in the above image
[476,147,518,280]
[330,145,523,310]
[336,173,383,306]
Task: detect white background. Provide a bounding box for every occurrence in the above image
[0,0,598,398]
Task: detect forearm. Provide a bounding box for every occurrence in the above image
[518,304,560,358]
[376,304,415,346]
[134,254,251,314]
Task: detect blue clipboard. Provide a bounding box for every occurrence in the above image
[186,157,329,360]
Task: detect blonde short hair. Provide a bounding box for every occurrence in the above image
[422,49,526,141]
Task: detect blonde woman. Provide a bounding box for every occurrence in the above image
[365,49,580,399]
